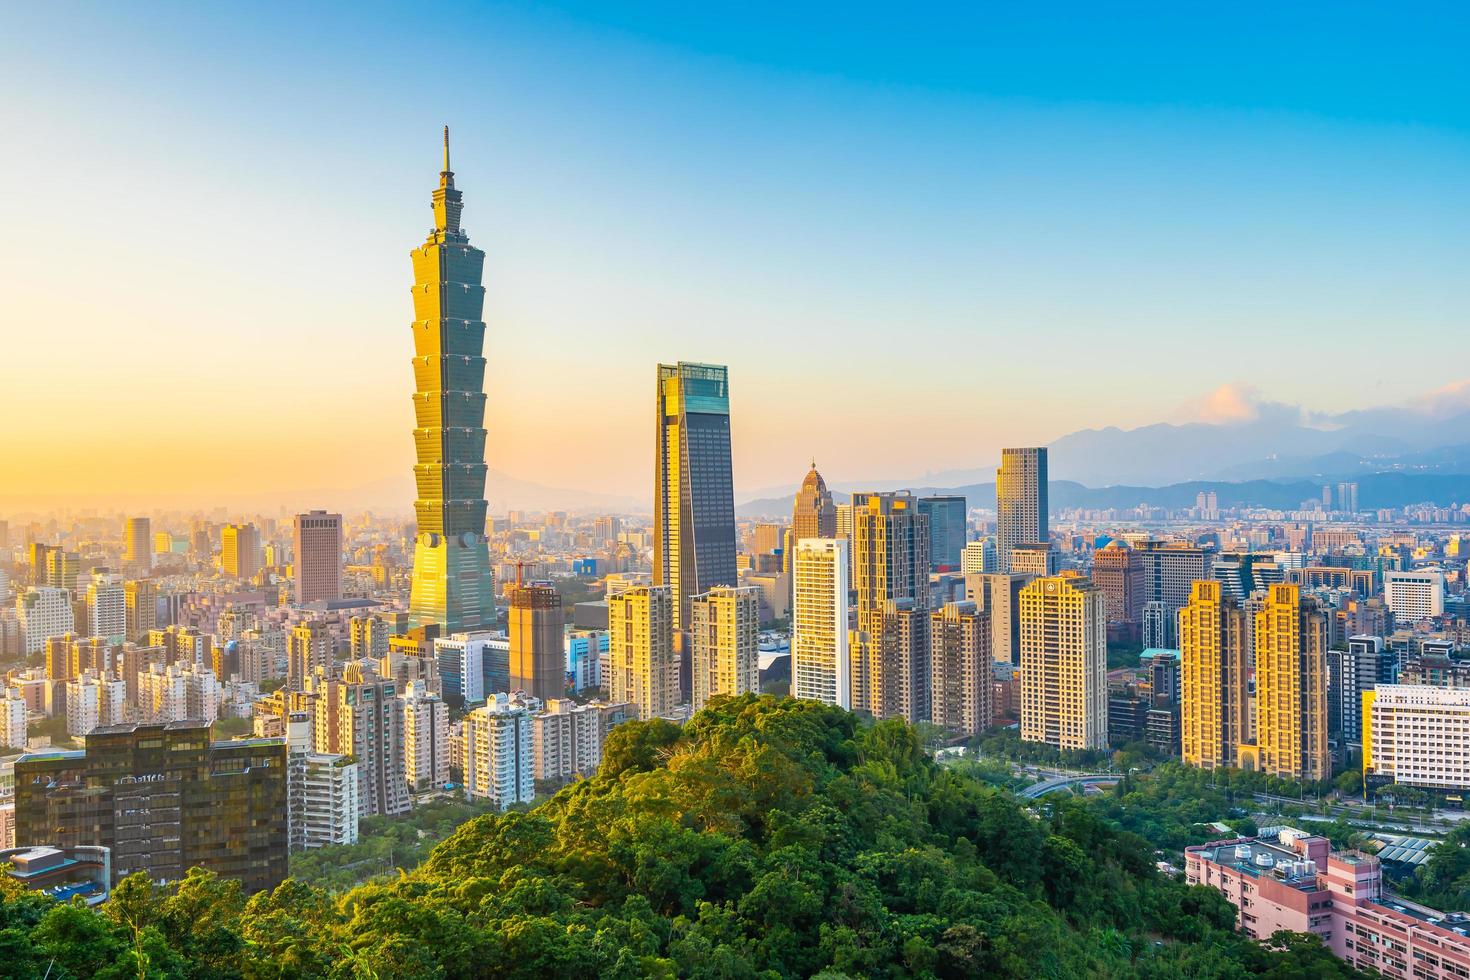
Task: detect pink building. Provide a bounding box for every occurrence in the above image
[294,511,343,606]
[1187,832,1470,978]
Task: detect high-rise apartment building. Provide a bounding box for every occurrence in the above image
[653,362,737,632]
[313,662,410,817]
[507,579,566,702]
[65,670,126,737]
[1337,482,1359,513]
[461,693,535,809]
[124,580,156,644]
[286,713,359,852]
[13,722,288,892]
[1019,574,1107,751]
[45,550,80,592]
[996,448,1047,574]
[877,598,930,723]
[689,585,760,711]
[1384,569,1445,624]
[400,679,449,792]
[2,689,26,750]
[1253,584,1329,781]
[122,517,151,577]
[17,587,74,656]
[84,571,126,645]
[606,585,677,720]
[407,132,496,633]
[287,621,334,691]
[532,699,632,783]
[791,462,837,546]
[293,511,342,605]
[791,538,850,708]
[929,600,992,736]
[1092,541,1144,625]
[433,631,506,706]
[1010,542,1058,577]
[918,496,967,572]
[221,523,262,581]
[851,493,930,717]
[1178,581,1249,770]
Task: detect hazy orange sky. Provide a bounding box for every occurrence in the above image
[2,4,1466,515]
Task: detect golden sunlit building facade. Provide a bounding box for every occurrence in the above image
[607,585,677,721]
[1253,584,1329,781]
[407,129,495,633]
[1178,581,1248,770]
[1019,573,1107,750]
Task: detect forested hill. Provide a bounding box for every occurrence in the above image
[1,696,1360,978]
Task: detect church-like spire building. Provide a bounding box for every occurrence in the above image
[792,460,836,544]
[408,128,495,632]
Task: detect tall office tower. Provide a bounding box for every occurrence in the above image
[122,517,151,577]
[1141,600,1169,649]
[1337,482,1359,513]
[792,461,837,546]
[1253,584,1329,781]
[287,621,334,691]
[17,587,74,655]
[221,523,263,580]
[653,362,738,631]
[689,585,760,710]
[961,539,996,576]
[407,133,495,633]
[1092,541,1144,625]
[606,585,677,720]
[965,572,1030,666]
[123,580,157,644]
[293,511,343,605]
[14,721,288,892]
[996,448,1048,574]
[1178,581,1249,770]
[1328,635,1395,746]
[791,538,851,708]
[751,523,783,555]
[929,601,992,735]
[400,679,449,792]
[314,662,411,817]
[460,693,535,809]
[917,496,967,573]
[851,493,930,716]
[1134,540,1213,645]
[507,578,566,702]
[84,571,126,644]
[1019,574,1107,751]
[1384,569,1445,624]
[45,550,80,592]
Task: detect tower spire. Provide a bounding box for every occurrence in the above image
[431,125,463,236]
[442,125,451,179]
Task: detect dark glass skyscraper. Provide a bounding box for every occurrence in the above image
[408,129,495,632]
[654,362,737,631]
[918,495,967,572]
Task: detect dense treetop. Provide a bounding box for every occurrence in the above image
[0,695,1360,977]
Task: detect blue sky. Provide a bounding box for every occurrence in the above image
[0,2,1466,507]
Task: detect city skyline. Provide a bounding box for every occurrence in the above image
[2,3,1468,513]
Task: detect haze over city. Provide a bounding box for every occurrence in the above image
[2,3,1467,512]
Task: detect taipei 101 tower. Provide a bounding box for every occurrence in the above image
[407,128,496,632]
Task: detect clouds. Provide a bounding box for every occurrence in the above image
[1177,383,1307,426]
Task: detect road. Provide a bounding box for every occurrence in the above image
[1019,773,1119,799]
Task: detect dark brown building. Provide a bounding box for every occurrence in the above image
[1093,541,1144,625]
[13,721,287,893]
